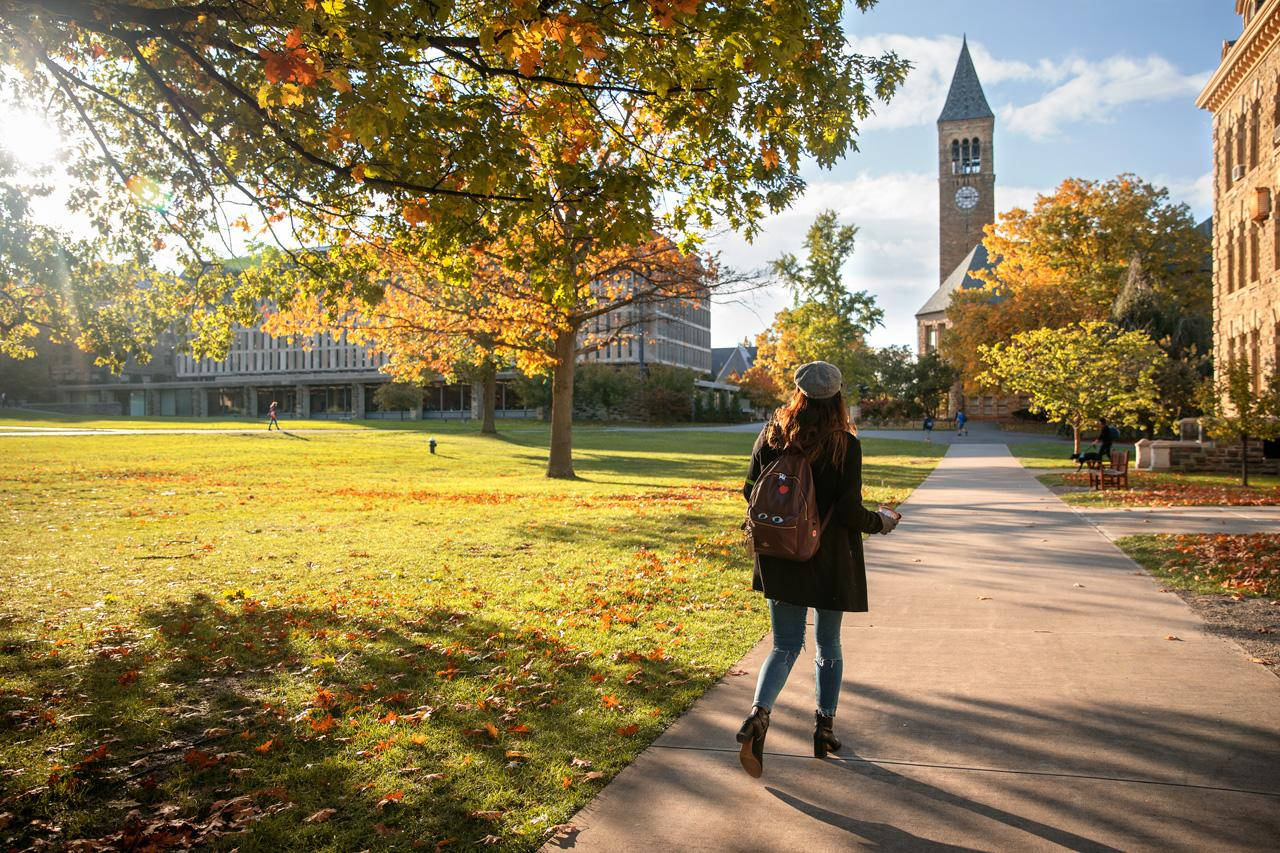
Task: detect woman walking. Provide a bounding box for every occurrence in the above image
[736,361,900,778]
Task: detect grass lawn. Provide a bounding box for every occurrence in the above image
[1117,534,1280,599]
[0,426,942,850]
[1009,442,1280,506]
[0,410,479,431]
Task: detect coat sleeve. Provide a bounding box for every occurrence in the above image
[833,438,884,534]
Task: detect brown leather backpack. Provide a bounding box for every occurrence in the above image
[745,448,832,562]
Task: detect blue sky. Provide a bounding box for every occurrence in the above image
[709,0,1242,350]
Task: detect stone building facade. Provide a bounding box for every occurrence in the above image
[1197,0,1280,394]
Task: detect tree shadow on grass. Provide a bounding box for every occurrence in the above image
[1,592,709,850]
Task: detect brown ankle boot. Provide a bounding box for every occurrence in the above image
[735,706,770,778]
[813,711,841,758]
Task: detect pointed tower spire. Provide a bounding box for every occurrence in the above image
[938,36,994,123]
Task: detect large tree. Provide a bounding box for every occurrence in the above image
[1,0,907,476]
[976,321,1166,453]
[753,210,882,398]
[259,236,733,467]
[945,175,1210,386]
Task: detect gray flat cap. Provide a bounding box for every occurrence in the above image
[794,361,842,399]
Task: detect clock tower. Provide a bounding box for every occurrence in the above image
[937,37,995,284]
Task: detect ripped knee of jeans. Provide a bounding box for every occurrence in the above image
[815,653,842,669]
[771,646,801,666]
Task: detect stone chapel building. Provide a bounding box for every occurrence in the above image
[914,38,1021,418]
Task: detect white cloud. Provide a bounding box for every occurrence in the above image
[848,34,1064,131]
[848,34,1211,142]
[1002,56,1211,140]
[1153,170,1214,216]
[708,172,1053,350]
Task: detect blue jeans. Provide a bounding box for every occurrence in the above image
[752,600,843,717]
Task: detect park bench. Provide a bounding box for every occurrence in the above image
[1089,450,1129,490]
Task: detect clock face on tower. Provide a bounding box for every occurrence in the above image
[954,186,979,210]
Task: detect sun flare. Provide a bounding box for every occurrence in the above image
[0,105,65,169]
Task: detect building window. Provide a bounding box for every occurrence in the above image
[1225,126,1234,187]
[1250,223,1260,282]
[950,139,960,174]
[1249,101,1261,170]
[1251,329,1261,391]
[926,326,938,351]
[1227,227,1236,293]
[970,138,981,172]
[1239,226,1249,287]
[1237,117,1247,175]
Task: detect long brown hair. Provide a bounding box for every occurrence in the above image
[764,389,853,468]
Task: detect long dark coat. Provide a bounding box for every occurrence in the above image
[743,428,884,612]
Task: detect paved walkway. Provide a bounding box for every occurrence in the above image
[1072,505,1280,538]
[547,444,1280,852]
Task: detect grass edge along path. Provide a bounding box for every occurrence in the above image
[0,430,943,851]
[1009,441,1280,507]
[1114,533,1280,677]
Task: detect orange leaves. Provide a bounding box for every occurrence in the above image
[401,202,432,226]
[760,143,780,171]
[600,694,621,709]
[309,714,337,734]
[314,687,337,709]
[1148,533,1280,598]
[116,669,140,686]
[649,0,700,28]
[183,748,222,770]
[259,28,323,87]
[616,724,639,737]
[254,739,275,754]
[484,722,500,740]
[377,790,404,809]
[436,665,461,681]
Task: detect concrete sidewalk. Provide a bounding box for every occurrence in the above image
[547,444,1280,852]
[1071,505,1280,538]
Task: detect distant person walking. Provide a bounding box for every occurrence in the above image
[955,409,967,436]
[1072,417,1117,471]
[736,361,900,778]
[922,413,935,441]
[0,390,7,408]
[267,400,280,431]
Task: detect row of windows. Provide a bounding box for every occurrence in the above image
[1221,84,1280,189]
[1224,326,1279,394]
[950,137,982,175]
[1221,214,1280,293]
[179,342,387,376]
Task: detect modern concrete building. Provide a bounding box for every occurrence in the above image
[49,284,713,419]
[1197,0,1280,393]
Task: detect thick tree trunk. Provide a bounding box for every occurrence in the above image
[480,363,498,435]
[546,326,578,479]
[1072,424,1081,457]
[1242,434,1250,487]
